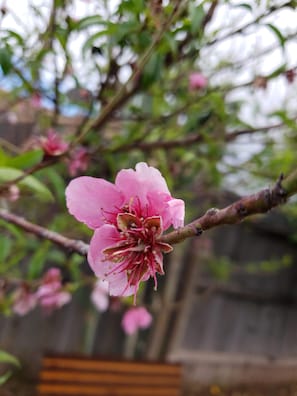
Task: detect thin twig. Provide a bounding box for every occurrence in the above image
[0,208,88,256]
[1,171,297,256]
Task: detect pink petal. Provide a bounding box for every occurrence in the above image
[147,192,185,230]
[56,291,72,307]
[115,162,170,207]
[189,72,208,90]
[66,177,124,229]
[138,307,153,328]
[167,198,185,228]
[88,226,136,297]
[108,272,135,297]
[88,225,121,276]
[91,280,109,312]
[121,307,152,335]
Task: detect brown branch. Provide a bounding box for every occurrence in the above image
[108,119,293,154]
[205,2,292,48]
[0,209,88,256]
[1,171,297,257]
[161,172,297,245]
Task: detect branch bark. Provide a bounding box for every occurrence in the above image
[160,172,296,245]
[1,170,297,256]
[0,209,88,256]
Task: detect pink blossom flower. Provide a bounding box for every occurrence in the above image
[12,285,37,316]
[189,72,208,90]
[66,162,185,300]
[91,279,109,312]
[5,185,20,202]
[36,268,71,313]
[67,146,90,176]
[30,92,42,108]
[40,129,69,157]
[121,307,152,335]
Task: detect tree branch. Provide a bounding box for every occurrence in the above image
[0,209,88,256]
[160,172,296,245]
[1,171,297,256]
[107,118,294,154]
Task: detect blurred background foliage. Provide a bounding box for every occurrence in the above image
[0,0,297,312]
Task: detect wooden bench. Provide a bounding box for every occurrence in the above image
[37,355,182,396]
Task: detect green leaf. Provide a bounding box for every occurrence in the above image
[141,53,164,88]
[82,31,106,56]
[0,371,12,386]
[74,15,104,30]
[0,47,12,75]
[0,167,54,202]
[233,3,253,11]
[4,30,24,46]
[0,350,20,368]
[7,150,43,169]
[55,26,68,50]
[266,23,286,48]
[0,236,12,262]
[44,168,66,203]
[27,241,50,279]
[266,64,286,79]
[118,0,145,14]
[0,147,9,166]
[0,220,24,243]
[188,4,205,34]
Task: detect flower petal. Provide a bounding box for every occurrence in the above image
[66,177,124,229]
[115,162,170,207]
[88,226,136,297]
[147,192,185,230]
[108,272,135,297]
[88,225,120,276]
[167,198,185,228]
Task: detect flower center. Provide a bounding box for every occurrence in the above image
[102,212,172,297]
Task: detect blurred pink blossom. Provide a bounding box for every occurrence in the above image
[189,72,208,90]
[40,129,69,156]
[68,146,90,176]
[12,285,37,316]
[121,307,152,335]
[91,279,109,312]
[30,92,42,108]
[1,184,20,202]
[36,268,71,313]
[66,162,185,301]
[6,185,20,202]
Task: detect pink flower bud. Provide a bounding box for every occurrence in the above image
[36,268,71,313]
[67,146,90,177]
[7,185,20,202]
[121,307,152,335]
[40,129,69,157]
[12,285,37,316]
[189,72,208,90]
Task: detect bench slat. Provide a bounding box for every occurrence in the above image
[40,370,181,386]
[38,356,182,396]
[42,357,181,376]
[38,383,180,396]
